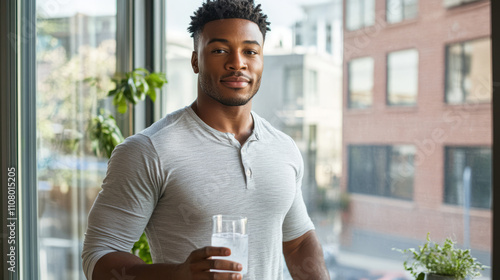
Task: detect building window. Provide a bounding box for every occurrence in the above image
[284,66,304,109]
[294,22,303,46]
[348,57,374,109]
[444,147,492,209]
[346,0,375,31]
[326,23,333,54]
[386,0,418,23]
[348,145,415,200]
[445,38,492,104]
[307,70,318,105]
[387,49,419,106]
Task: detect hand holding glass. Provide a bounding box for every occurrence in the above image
[211,215,248,275]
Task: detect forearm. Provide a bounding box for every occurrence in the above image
[283,230,330,280]
[92,251,182,280]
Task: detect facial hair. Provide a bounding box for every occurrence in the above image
[198,71,262,106]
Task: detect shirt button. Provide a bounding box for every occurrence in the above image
[246,169,252,177]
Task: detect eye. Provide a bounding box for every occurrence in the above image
[245,50,258,55]
[212,49,227,54]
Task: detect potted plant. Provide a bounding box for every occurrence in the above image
[394,233,488,280]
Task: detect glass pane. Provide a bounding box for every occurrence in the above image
[444,147,492,209]
[387,0,404,23]
[36,1,117,279]
[446,38,491,104]
[404,0,418,20]
[387,49,419,106]
[346,0,361,30]
[348,57,374,108]
[363,0,376,27]
[446,44,465,103]
[464,38,492,103]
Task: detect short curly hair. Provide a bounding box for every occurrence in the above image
[188,0,271,49]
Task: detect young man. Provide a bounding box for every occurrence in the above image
[82,0,330,279]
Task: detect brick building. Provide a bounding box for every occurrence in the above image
[341,0,492,263]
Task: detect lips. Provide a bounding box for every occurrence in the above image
[220,76,250,89]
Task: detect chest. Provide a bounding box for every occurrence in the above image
[157,144,299,225]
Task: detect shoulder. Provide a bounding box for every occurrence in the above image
[252,111,302,159]
[253,112,299,146]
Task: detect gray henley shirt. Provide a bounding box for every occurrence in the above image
[82,106,315,280]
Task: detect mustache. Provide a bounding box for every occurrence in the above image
[220,72,252,81]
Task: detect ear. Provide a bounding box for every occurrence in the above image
[191,51,199,74]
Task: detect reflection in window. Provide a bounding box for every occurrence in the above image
[445,147,492,209]
[348,145,415,200]
[348,57,374,109]
[386,0,418,23]
[346,0,375,31]
[446,38,492,104]
[36,1,116,279]
[387,49,419,106]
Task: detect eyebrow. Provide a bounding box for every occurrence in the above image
[207,38,261,47]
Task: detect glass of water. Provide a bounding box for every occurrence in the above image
[211,215,248,275]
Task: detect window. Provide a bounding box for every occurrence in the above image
[284,66,304,109]
[387,49,419,106]
[326,23,333,54]
[348,57,374,109]
[36,1,117,279]
[446,38,492,104]
[386,0,418,23]
[348,145,415,200]
[445,147,492,209]
[346,0,375,31]
[294,22,303,46]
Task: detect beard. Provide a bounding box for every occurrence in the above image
[198,72,261,106]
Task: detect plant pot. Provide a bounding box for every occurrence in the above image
[425,273,460,280]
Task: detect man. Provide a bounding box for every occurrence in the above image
[82,0,330,279]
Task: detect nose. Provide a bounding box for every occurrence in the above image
[225,52,247,71]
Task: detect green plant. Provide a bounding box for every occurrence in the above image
[394,233,488,280]
[108,68,167,113]
[89,109,124,158]
[131,232,152,264]
[88,67,166,264]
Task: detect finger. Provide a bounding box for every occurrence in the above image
[192,258,243,272]
[190,246,231,261]
[215,272,243,280]
[205,271,242,280]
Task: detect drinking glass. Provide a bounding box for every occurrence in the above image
[211,215,248,275]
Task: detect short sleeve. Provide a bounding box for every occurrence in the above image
[81,134,163,280]
[281,142,315,242]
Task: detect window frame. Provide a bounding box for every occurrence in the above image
[443,146,492,209]
[386,48,419,107]
[444,37,492,105]
[386,0,419,24]
[347,144,415,200]
[347,56,375,109]
[346,0,375,31]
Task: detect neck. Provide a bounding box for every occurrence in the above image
[191,98,254,145]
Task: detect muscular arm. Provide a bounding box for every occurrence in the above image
[92,251,180,280]
[92,247,242,280]
[283,230,330,280]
